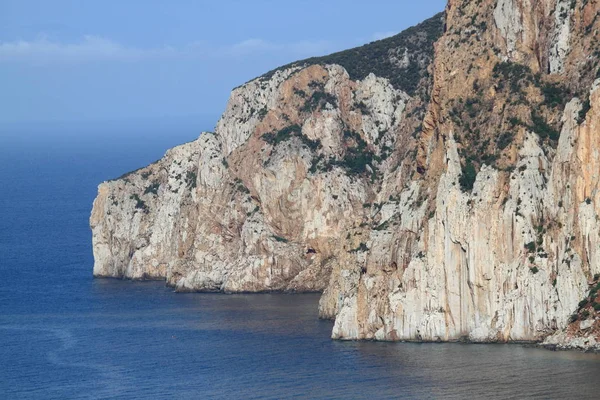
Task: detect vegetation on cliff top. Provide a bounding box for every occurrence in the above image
[254,12,445,95]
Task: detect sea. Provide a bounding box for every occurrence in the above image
[1,119,600,400]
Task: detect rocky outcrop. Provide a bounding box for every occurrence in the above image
[92,1,600,350]
[325,0,600,347]
[542,274,600,352]
[91,61,415,293]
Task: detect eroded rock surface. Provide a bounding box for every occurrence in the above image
[92,1,600,350]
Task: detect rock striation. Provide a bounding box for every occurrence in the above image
[91,1,600,350]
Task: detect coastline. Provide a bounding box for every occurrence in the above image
[92,275,600,352]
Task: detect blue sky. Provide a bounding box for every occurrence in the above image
[0,0,446,126]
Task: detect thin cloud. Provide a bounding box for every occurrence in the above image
[0,35,333,64]
[0,35,175,63]
[287,40,332,57]
[219,38,331,58]
[225,39,277,56]
[371,31,398,41]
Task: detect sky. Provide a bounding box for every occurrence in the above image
[0,0,446,128]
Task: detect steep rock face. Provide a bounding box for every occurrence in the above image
[92,1,600,349]
[328,0,600,346]
[331,95,600,342]
[91,60,418,293]
[91,141,201,280]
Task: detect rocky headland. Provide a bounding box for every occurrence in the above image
[91,0,600,351]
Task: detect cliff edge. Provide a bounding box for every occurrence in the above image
[91,1,600,350]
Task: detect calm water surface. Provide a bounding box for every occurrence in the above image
[1,123,600,399]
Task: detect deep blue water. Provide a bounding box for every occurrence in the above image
[2,122,600,399]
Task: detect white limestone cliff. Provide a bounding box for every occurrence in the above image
[91,64,408,294]
[91,0,600,350]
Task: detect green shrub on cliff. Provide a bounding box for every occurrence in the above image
[144,181,160,195]
[262,124,302,146]
[578,99,591,124]
[130,194,149,213]
[531,111,560,141]
[301,91,338,113]
[272,235,289,243]
[262,124,322,151]
[185,171,197,189]
[459,161,477,192]
[254,13,444,95]
[339,130,374,176]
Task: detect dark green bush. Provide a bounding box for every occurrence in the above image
[262,124,321,151]
[341,149,373,175]
[272,235,289,243]
[497,131,515,150]
[262,124,302,146]
[144,181,160,195]
[374,221,390,231]
[257,107,268,119]
[301,91,338,113]
[185,171,197,189]
[542,83,568,108]
[525,242,536,253]
[298,134,322,151]
[350,243,369,253]
[569,313,578,323]
[327,130,375,176]
[293,88,307,97]
[509,117,524,126]
[130,194,148,213]
[531,111,560,141]
[233,179,250,194]
[459,161,477,192]
[356,101,370,115]
[309,155,324,174]
[492,61,535,93]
